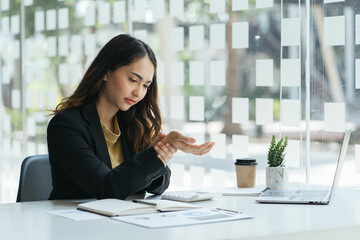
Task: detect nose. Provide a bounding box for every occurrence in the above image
[132,84,144,98]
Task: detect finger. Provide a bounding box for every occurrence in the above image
[200,141,215,152]
[196,141,212,151]
[174,140,214,154]
[159,132,167,139]
[157,154,167,166]
[152,133,166,146]
[201,142,215,153]
[154,144,167,165]
[189,142,215,155]
[198,142,215,156]
[155,150,166,166]
[184,141,211,154]
[155,142,167,157]
[161,143,174,160]
[165,143,177,154]
[177,143,202,154]
[156,142,173,163]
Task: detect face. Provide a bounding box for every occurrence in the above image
[101,56,155,112]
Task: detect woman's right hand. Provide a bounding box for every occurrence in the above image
[153,141,177,166]
[160,131,215,156]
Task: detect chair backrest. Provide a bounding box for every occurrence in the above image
[16,154,52,202]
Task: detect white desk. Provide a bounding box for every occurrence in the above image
[1,189,360,240]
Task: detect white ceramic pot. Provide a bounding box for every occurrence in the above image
[266,167,289,190]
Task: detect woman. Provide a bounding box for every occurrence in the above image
[47,34,214,200]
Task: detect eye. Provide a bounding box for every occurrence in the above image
[129,78,137,83]
[143,84,150,89]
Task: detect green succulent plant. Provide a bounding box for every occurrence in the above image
[267,135,289,167]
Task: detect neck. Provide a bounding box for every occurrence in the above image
[96,96,118,132]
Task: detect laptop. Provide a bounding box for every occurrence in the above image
[255,129,351,205]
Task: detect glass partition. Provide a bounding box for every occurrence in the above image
[0,0,359,203]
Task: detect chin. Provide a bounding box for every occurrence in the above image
[118,104,132,111]
[119,107,130,111]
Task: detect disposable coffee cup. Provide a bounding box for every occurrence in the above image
[235,158,257,188]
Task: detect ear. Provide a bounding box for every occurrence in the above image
[103,73,108,81]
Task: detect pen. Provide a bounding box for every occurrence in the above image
[260,187,270,195]
[132,199,157,206]
[215,208,241,214]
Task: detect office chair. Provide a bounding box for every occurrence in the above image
[16,154,53,202]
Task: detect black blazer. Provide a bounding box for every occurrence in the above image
[47,103,171,200]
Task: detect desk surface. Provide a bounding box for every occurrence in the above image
[1,189,360,240]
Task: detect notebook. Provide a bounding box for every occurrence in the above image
[255,129,351,205]
[77,198,201,217]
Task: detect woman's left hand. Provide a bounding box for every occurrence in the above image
[160,131,215,156]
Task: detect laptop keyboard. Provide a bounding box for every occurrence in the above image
[263,190,329,200]
[264,191,295,198]
[291,190,328,201]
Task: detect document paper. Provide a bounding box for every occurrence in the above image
[112,208,251,228]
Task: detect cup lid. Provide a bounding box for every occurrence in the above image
[235,158,257,165]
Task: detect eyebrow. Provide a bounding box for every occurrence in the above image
[131,72,152,84]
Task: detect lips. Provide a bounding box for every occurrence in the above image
[125,98,136,105]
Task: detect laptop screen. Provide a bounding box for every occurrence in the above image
[328,129,351,201]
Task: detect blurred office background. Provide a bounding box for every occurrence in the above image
[0,0,360,203]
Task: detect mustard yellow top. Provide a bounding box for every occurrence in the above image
[100,116,124,168]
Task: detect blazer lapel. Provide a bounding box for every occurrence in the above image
[81,105,112,168]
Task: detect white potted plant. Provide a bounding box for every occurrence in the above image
[266,135,289,189]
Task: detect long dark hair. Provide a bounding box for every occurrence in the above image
[50,34,162,152]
